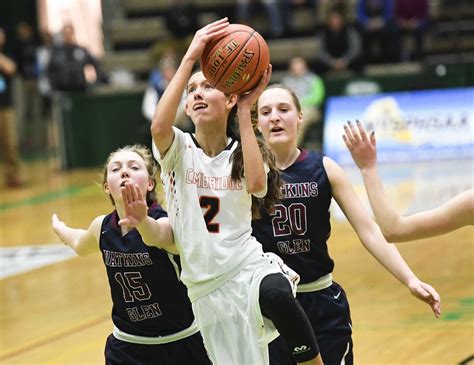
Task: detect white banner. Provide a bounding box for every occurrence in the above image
[323,87,474,165]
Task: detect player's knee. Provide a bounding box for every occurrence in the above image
[259,273,294,317]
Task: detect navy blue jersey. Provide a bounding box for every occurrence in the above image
[252,150,335,283]
[100,204,195,337]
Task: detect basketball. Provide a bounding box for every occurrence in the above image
[200,23,270,94]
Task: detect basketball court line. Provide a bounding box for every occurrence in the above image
[0,244,76,278]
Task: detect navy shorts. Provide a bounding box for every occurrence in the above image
[104,332,211,365]
[269,281,353,365]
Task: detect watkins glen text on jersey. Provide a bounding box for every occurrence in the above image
[127,303,162,322]
[277,239,311,255]
[186,168,243,190]
[104,250,153,267]
[281,182,318,199]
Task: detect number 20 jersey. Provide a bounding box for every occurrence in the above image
[252,150,335,284]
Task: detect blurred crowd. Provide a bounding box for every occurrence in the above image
[0,0,433,187]
[0,21,107,188]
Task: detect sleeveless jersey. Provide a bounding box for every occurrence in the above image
[153,127,265,293]
[100,204,195,337]
[252,150,335,283]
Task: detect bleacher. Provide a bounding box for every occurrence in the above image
[99,0,474,89]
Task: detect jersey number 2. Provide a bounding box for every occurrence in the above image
[200,196,220,233]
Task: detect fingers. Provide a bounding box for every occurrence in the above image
[134,184,144,202]
[370,130,376,146]
[264,64,273,82]
[121,183,135,205]
[254,65,272,94]
[347,120,360,142]
[121,182,145,206]
[421,282,442,318]
[412,282,442,318]
[52,213,64,227]
[343,120,373,150]
[130,183,138,202]
[262,64,273,87]
[356,120,368,142]
[342,134,352,149]
[199,17,229,39]
[203,17,229,30]
[343,122,356,148]
[121,184,130,205]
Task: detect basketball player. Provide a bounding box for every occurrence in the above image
[250,85,442,365]
[142,17,323,364]
[343,120,473,241]
[51,145,211,365]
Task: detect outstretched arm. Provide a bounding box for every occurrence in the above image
[150,18,229,157]
[325,157,441,318]
[343,120,474,242]
[51,214,103,256]
[236,65,272,196]
[119,183,178,255]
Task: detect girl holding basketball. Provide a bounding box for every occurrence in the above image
[137,18,323,365]
[51,145,211,365]
[250,85,442,365]
[343,120,474,241]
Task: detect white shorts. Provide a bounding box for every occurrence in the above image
[192,252,300,365]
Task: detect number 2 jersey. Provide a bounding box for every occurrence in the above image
[153,127,266,299]
[99,204,195,337]
[252,149,335,284]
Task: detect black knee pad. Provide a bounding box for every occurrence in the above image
[259,273,319,362]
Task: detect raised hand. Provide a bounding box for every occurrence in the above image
[342,120,377,170]
[51,213,68,243]
[185,17,229,62]
[118,182,148,227]
[237,64,272,111]
[407,278,441,318]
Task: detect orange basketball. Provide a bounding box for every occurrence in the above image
[200,23,270,94]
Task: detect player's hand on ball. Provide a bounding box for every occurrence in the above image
[186,18,229,62]
[237,64,272,110]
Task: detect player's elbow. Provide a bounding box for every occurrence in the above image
[247,179,267,196]
[381,229,398,243]
[150,119,163,138]
[380,224,405,242]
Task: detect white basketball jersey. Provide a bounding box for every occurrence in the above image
[153,127,265,293]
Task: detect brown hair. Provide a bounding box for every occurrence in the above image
[228,105,282,219]
[102,144,159,207]
[251,84,302,125]
[186,71,282,218]
[248,84,305,217]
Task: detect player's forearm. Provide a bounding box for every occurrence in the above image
[361,229,418,286]
[55,227,89,255]
[136,217,177,254]
[238,107,267,194]
[360,165,403,239]
[150,57,193,140]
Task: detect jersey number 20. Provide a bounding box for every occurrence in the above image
[272,203,307,236]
